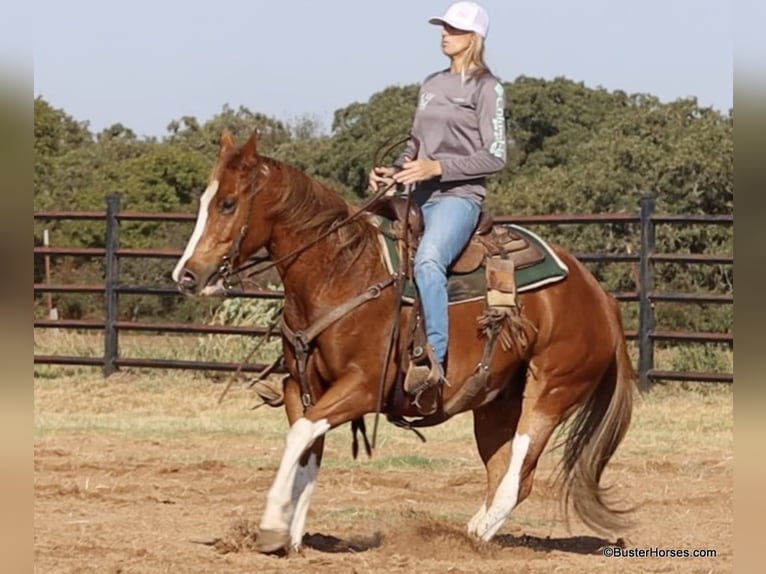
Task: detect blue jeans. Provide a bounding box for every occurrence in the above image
[414,196,481,366]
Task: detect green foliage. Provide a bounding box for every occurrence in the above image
[193,292,284,365]
[166,103,291,161]
[34,97,93,210]
[665,344,732,377]
[33,76,733,337]
[210,294,282,327]
[322,85,419,198]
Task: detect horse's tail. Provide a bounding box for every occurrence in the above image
[556,295,637,534]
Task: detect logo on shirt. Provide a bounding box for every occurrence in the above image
[419,91,435,110]
[490,83,507,160]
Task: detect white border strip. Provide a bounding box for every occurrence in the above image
[508,224,568,293]
[508,224,569,272]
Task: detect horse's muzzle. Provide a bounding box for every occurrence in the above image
[176,268,198,295]
[176,267,227,297]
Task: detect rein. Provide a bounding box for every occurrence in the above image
[214,135,411,436]
[221,133,411,286]
[219,179,391,286]
[371,177,415,448]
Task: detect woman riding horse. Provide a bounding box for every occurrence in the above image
[369,1,506,415]
[171,125,636,554]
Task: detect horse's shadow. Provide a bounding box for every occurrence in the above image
[493,533,621,555]
[301,531,619,556]
[302,532,384,553]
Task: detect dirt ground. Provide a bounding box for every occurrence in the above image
[34,375,732,573]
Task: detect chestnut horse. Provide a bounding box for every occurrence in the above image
[171,131,636,554]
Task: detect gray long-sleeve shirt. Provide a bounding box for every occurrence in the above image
[394,69,508,205]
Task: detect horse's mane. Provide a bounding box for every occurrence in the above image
[261,158,379,268]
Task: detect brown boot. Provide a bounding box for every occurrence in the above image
[403,346,445,416]
[251,377,285,407]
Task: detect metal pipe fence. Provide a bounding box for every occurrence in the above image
[33,195,733,389]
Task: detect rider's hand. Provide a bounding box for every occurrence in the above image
[393,159,442,186]
[367,166,397,193]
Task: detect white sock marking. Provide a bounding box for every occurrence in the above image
[475,432,530,541]
[467,503,487,536]
[171,180,219,282]
[288,452,319,549]
[260,418,330,532]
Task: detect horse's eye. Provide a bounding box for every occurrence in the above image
[220,197,236,214]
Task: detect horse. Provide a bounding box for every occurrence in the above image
[171,130,637,555]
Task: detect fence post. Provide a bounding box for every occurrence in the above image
[103,194,121,377]
[638,195,656,390]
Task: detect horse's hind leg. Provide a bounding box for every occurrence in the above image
[471,366,593,542]
[467,388,522,537]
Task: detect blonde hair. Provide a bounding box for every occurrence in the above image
[461,32,491,81]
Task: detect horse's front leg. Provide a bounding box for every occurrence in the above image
[282,377,325,552]
[256,368,373,554]
[287,438,323,550]
[255,417,329,553]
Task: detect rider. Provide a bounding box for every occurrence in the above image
[368,1,508,413]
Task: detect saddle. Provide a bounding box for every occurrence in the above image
[368,196,545,280]
[367,196,542,417]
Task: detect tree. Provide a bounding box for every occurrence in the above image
[34,96,93,209]
[33,77,733,330]
[166,104,291,161]
[323,84,420,198]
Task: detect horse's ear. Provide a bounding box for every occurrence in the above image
[219,130,235,154]
[241,130,259,163]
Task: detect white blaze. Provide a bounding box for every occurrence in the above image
[171,180,219,282]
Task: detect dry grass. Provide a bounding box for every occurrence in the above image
[35,328,733,380]
[34,369,732,471]
[34,329,733,465]
[33,328,282,381]
[34,370,488,478]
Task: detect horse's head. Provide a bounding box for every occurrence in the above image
[172,130,273,296]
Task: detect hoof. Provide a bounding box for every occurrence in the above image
[255,529,290,554]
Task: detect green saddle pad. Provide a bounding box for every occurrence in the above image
[377,221,569,305]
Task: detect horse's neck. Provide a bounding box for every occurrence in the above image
[265,175,381,313]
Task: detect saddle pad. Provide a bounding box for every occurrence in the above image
[376,221,569,305]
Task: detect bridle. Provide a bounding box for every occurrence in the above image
[211,134,415,444]
[216,134,412,287]
[217,170,267,289]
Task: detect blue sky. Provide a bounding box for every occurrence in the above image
[32,0,733,138]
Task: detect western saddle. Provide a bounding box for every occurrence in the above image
[366,196,544,417]
[367,195,545,280]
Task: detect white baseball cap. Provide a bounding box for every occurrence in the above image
[429,1,490,38]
